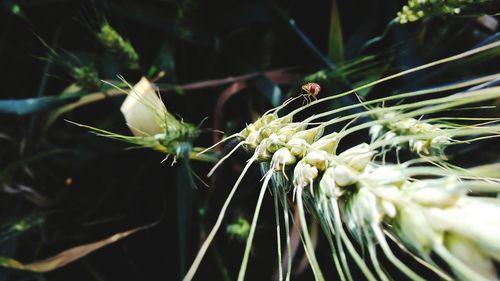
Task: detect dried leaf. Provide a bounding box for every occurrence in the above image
[0,225,151,272]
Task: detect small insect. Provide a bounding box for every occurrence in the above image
[301,82,321,104]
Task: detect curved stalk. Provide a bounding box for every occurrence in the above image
[207,142,245,177]
[329,199,377,281]
[273,185,284,281]
[281,191,292,281]
[289,41,500,117]
[296,187,325,281]
[237,172,273,281]
[434,243,490,281]
[183,155,257,281]
[367,239,390,281]
[372,224,425,281]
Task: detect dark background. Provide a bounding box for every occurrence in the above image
[0,0,499,280]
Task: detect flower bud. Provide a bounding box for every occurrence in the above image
[303,150,328,171]
[244,130,262,149]
[271,147,296,171]
[293,160,318,189]
[384,131,397,140]
[411,187,461,208]
[398,118,418,130]
[311,132,339,154]
[431,135,451,149]
[350,187,381,226]
[409,122,433,134]
[379,200,397,218]
[267,133,286,153]
[337,143,374,171]
[396,204,439,254]
[319,167,342,198]
[255,139,272,161]
[277,123,305,141]
[287,138,309,158]
[445,233,497,280]
[423,198,500,262]
[334,165,358,187]
[410,139,430,155]
[291,126,324,144]
[381,111,397,120]
[369,124,384,142]
[120,77,167,136]
[253,113,276,130]
[362,165,406,187]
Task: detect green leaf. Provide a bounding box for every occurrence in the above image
[328,0,344,64]
[0,214,45,244]
[0,225,151,272]
[176,159,197,277]
[0,95,80,115]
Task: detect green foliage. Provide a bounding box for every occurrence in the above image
[97,22,140,70]
[226,216,250,242]
[397,0,491,23]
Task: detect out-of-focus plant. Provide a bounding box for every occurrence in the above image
[69,77,214,163]
[397,0,491,23]
[97,21,139,70]
[226,216,250,242]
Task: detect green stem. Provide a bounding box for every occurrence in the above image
[237,172,273,281]
[296,188,325,281]
[183,155,257,281]
[367,240,390,281]
[372,224,424,281]
[329,199,377,281]
[320,199,348,281]
[273,186,283,281]
[281,191,292,281]
[434,243,490,281]
[303,73,500,124]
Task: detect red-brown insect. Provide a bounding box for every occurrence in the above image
[301,82,321,104]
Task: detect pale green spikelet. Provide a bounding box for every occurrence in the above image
[71,65,101,91]
[97,22,139,70]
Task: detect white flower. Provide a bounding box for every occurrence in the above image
[334,165,358,187]
[319,167,342,198]
[267,133,286,153]
[337,143,374,171]
[120,77,167,136]
[397,203,440,254]
[311,132,339,154]
[445,233,498,280]
[287,138,310,158]
[271,147,296,171]
[303,150,328,171]
[290,126,324,144]
[424,197,500,262]
[293,160,318,189]
[361,164,406,187]
[369,124,384,141]
[255,139,273,161]
[410,186,461,208]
